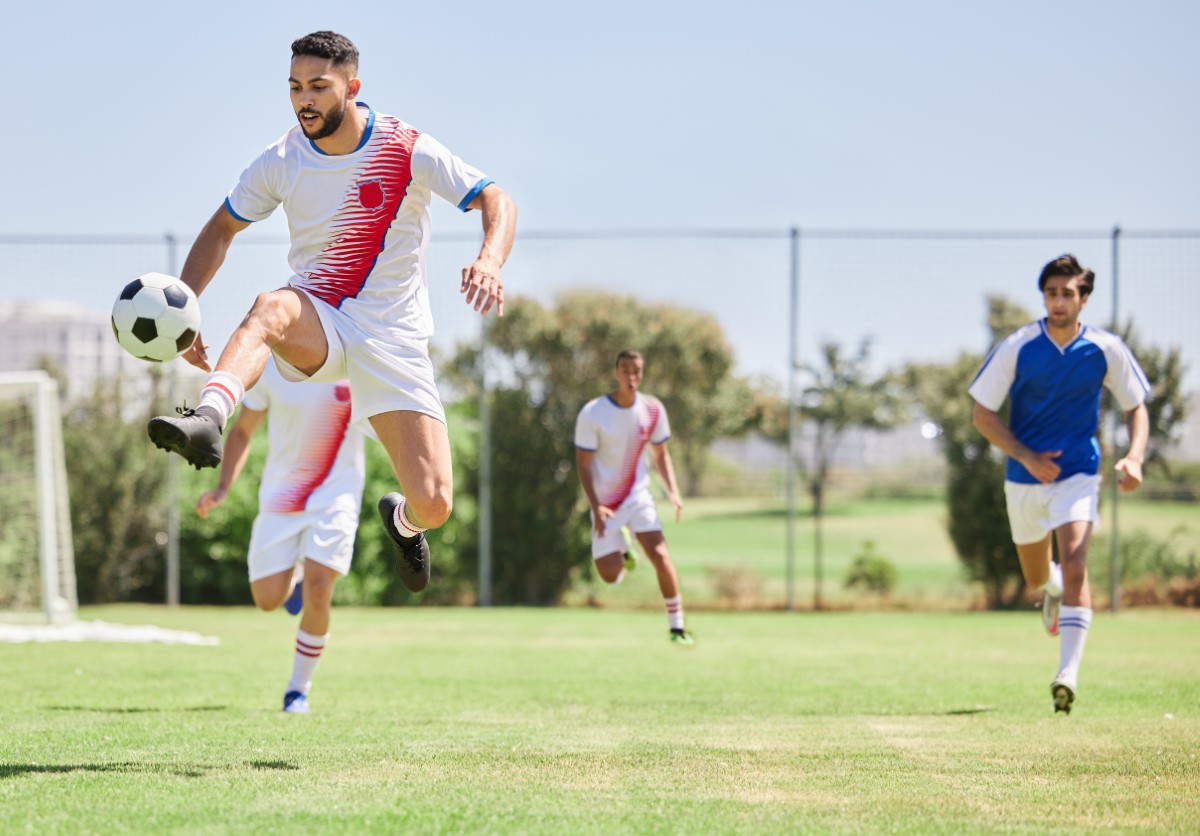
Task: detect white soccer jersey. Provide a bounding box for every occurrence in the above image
[225,104,492,339]
[574,394,671,509]
[241,358,366,515]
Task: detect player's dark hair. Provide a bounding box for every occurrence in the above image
[615,349,643,368]
[291,31,359,73]
[1038,254,1095,298]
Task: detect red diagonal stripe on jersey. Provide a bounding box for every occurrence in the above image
[303,116,418,307]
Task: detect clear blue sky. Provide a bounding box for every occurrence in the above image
[3,1,1198,385]
[5,0,1197,234]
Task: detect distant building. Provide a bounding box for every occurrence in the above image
[0,300,201,401]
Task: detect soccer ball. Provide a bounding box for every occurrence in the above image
[111,273,201,362]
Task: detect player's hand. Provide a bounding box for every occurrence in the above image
[669,492,683,523]
[593,505,614,538]
[1021,450,1062,484]
[460,256,504,317]
[1115,457,1144,492]
[182,334,212,372]
[195,487,228,519]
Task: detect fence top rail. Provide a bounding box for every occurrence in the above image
[1,228,1197,246]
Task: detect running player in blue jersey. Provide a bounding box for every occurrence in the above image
[968,254,1150,714]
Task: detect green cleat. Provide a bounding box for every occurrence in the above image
[623,550,638,572]
[669,628,695,646]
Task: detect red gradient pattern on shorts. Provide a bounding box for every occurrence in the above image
[301,117,418,307]
[601,400,660,509]
[265,383,353,513]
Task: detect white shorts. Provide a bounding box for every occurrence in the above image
[274,289,447,432]
[247,507,359,582]
[591,490,663,559]
[1004,473,1102,545]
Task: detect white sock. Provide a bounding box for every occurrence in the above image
[664,595,685,631]
[287,629,328,695]
[1041,562,1064,598]
[1055,605,1092,689]
[392,496,425,538]
[198,371,244,425]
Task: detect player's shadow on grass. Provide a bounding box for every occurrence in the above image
[46,704,230,714]
[0,761,299,779]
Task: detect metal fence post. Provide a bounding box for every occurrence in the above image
[165,232,181,609]
[786,226,799,611]
[1109,225,1121,613]
[479,322,493,607]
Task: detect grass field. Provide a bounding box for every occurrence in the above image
[583,496,1200,610]
[3,605,1198,832]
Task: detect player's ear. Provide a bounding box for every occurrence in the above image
[347,78,361,100]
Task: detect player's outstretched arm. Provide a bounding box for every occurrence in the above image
[575,448,612,536]
[652,443,684,522]
[177,205,253,371]
[1115,403,1150,492]
[971,401,1061,484]
[195,405,266,518]
[461,184,517,317]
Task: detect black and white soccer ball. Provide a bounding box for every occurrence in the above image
[111,273,201,362]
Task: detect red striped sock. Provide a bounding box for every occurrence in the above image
[198,371,244,425]
[393,496,425,538]
[287,629,327,695]
[664,595,685,631]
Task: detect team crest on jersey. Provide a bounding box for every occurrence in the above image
[334,382,351,403]
[356,178,386,211]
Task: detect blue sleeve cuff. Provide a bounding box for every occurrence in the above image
[224,197,253,224]
[457,178,494,212]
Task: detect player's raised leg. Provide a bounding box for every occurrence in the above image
[636,530,693,645]
[372,410,453,593]
[1015,535,1063,636]
[148,288,329,468]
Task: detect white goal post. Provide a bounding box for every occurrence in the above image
[0,371,78,624]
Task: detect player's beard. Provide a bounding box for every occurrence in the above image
[297,100,347,140]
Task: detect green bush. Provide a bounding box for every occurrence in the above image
[843,541,898,596]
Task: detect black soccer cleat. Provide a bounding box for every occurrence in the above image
[148,406,223,469]
[1051,682,1075,715]
[377,493,430,593]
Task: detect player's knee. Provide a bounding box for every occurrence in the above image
[410,490,452,529]
[1061,559,1087,587]
[252,593,283,612]
[246,290,293,336]
[304,572,336,604]
[597,566,623,584]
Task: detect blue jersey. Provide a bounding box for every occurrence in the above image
[968,320,1149,485]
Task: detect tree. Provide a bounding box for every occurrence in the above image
[795,339,905,608]
[60,369,174,603]
[443,291,761,604]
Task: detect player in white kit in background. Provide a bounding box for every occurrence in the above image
[575,350,694,645]
[969,255,1150,715]
[195,357,366,714]
[148,30,517,596]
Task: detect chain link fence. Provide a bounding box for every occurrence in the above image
[2,227,1196,609]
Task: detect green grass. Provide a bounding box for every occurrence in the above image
[3,605,1198,833]
[583,496,1200,610]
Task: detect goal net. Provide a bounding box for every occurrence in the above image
[0,371,77,624]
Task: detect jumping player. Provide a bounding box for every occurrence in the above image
[968,254,1150,714]
[575,350,694,644]
[195,358,365,714]
[148,31,517,594]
